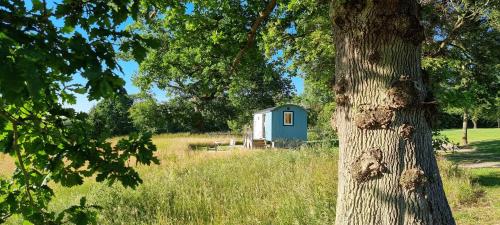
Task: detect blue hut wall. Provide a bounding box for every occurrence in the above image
[265,105,307,141]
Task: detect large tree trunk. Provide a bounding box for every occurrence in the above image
[462,110,468,146]
[331,0,455,224]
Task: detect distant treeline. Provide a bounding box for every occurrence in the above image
[86,93,292,137]
[84,94,497,138]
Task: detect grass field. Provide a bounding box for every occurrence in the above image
[1,129,499,224]
[440,128,500,165]
[440,128,500,144]
[439,128,500,224]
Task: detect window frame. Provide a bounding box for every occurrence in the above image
[283,111,294,126]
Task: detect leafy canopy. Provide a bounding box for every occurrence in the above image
[134,0,293,131]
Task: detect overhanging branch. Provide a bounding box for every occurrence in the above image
[229,0,277,74]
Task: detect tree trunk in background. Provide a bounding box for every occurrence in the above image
[472,119,477,129]
[462,110,468,146]
[331,0,455,224]
[497,118,499,128]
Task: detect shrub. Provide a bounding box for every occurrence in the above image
[438,158,484,206]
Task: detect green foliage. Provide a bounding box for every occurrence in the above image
[482,97,500,124]
[159,98,201,133]
[128,95,164,134]
[432,129,455,150]
[421,0,499,118]
[53,197,100,225]
[88,94,135,137]
[134,1,293,132]
[0,0,159,223]
[308,102,337,141]
[262,0,334,81]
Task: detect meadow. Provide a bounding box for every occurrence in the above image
[1,129,499,225]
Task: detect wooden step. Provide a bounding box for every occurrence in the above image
[252,139,266,148]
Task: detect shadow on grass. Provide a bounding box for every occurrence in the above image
[446,140,500,164]
[472,170,500,187]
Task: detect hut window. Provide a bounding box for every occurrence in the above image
[283,111,294,126]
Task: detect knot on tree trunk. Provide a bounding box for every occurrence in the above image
[331,0,365,29]
[400,168,427,191]
[331,0,424,46]
[386,75,419,110]
[334,77,348,94]
[399,123,415,140]
[368,49,381,63]
[336,94,350,106]
[334,77,349,106]
[355,106,394,129]
[352,148,388,182]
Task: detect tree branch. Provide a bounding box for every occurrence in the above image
[229,0,277,74]
[428,17,465,57]
[1,213,12,222]
[12,122,35,208]
[0,109,16,123]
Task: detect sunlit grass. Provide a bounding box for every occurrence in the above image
[44,134,338,224]
[440,128,500,144]
[439,128,500,225]
[2,131,500,224]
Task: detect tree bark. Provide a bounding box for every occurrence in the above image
[472,119,477,129]
[462,110,468,146]
[331,0,455,224]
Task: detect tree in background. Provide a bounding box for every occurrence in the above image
[423,0,500,145]
[128,94,163,134]
[484,97,500,128]
[297,78,337,140]
[0,1,159,223]
[88,94,135,137]
[160,97,200,132]
[227,53,293,131]
[133,1,293,132]
[470,106,486,129]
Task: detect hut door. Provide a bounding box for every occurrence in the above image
[253,114,264,139]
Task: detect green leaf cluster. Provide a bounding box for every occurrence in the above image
[0,0,159,223]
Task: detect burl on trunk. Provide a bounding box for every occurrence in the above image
[330,0,455,224]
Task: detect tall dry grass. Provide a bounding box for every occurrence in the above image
[43,134,338,224]
[0,153,15,177]
[2,133,495,225]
